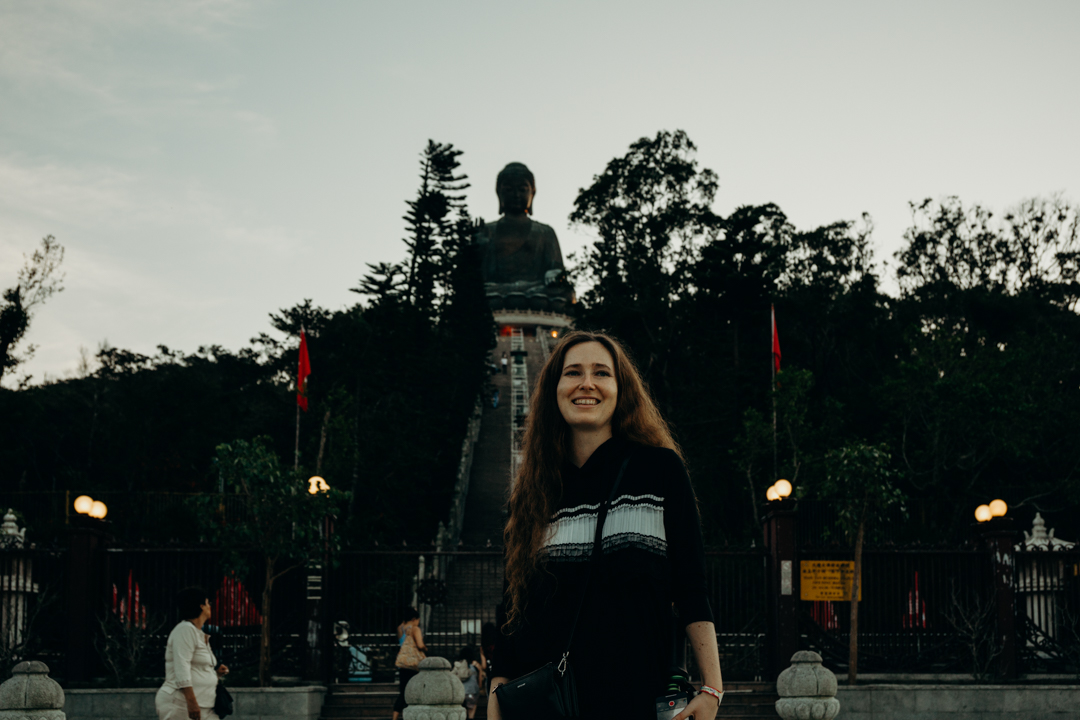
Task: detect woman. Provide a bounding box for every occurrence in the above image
[156,587,229,720]
[489,332,723,720]
[392,607,427,720]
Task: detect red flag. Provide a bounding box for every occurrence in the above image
[771,304,781,374]
[297,330,311,411]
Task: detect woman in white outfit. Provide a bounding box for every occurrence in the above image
[156,587,229,720]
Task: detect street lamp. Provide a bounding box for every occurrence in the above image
[989,499,1008,518]
[974,504,992,522]
[308,476,330,495]
[766,479,792,502]
[89,501,108,519]
[74,495,94,514]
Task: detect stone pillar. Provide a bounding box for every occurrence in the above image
[304,515,334,685]
[0,661,66,720]
[403,657,465,720]
[66,516,110,682]
[978,517,1018,679]
[775,651,839,720]
[763,499,798,681]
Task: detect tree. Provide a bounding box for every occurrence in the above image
[570,129,720,412]
[818,443,904,684]
[1,235,65,384]
[402,140,470,315]
[896,195,1080,309]
[191,437,349,686]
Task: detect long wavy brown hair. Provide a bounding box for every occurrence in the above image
[502,331,682,631]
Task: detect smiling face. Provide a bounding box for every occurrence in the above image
[557,341,618,435]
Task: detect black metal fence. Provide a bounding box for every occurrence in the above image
[798,549,992,674]
[103,548,306,683]
[5,539,1077,685]
[701,551,768,681]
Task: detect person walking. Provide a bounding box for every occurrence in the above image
[156,587,229,720]
[488,331,724,720]
[500,352,509,374]
[454,646,485,719]
[392,607,427,720]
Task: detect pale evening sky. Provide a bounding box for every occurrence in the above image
[1,0,1077,385]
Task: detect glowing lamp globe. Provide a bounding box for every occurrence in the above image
[766,485,781,502]
[308,476,330,495]
[974,504,992,522]
[989,499,1008,518]
[74,495,94,515]
[89,501,108,519]
[774,479,793,498]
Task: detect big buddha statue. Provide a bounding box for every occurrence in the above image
[475,162,574,313]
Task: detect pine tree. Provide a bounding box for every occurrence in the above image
[402,141,470,316]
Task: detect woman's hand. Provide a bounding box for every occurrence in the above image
[673,691,719,720]
[216,664,229,678]
[185,695,202,720]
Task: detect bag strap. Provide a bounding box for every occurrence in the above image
[558,455,631,673]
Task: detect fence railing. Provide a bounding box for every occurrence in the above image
[797,549,991,674]
[3,523,1076,684]
[103,548,307,681]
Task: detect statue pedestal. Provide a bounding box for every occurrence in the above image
[492,309,573,330]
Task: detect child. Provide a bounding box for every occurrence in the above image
[453,646,484,719]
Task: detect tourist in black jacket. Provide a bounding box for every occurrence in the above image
[490,331,723,720]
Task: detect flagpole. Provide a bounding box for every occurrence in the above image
[771,304,778,483]
[295,403,301,471]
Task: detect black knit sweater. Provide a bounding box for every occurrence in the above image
[495,437,713,720]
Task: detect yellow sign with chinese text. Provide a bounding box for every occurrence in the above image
[800,560,861,601]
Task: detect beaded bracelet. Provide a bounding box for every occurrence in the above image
[699,685,724,706]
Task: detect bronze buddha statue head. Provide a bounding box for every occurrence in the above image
[496,162,536,216]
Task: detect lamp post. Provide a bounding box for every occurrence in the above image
[763,479,797,680]
[66,495,110,682]
[973,498,1016,678]
[305,476,333,684]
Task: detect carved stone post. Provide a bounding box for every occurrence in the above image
[0,661,66,720]
[775,651,839,720]
[403,657,465,720]
[763,498,798,681]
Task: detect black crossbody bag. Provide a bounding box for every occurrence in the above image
[214,680,233,718]
[494,457,630,720]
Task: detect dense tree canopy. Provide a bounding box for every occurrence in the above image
[0,141,492,548]
[570,131,1080,545]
